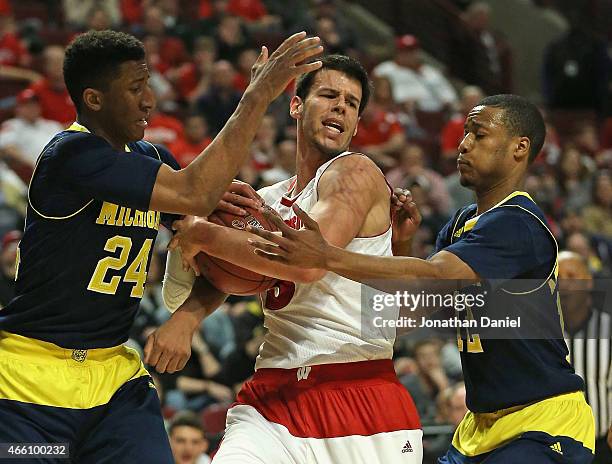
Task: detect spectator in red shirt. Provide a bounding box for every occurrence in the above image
[200,0,267,22]
[144,108,185,146]
[215,15,250,63]
[195,60,242,135]
[0,11,30,68]
[232,48,257,92]
[28,45,76,127]
[386,143,451,216]
[439,85,484,174]
[141,5,189,74]
[167,36,217,104]
[352,78,406,170]
[168,115,212,168]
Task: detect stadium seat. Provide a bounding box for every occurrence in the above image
[201,402,231,435]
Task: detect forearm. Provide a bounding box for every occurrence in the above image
[203,222,323,283]
[187,92,269,214]
[168,278,228,331]
[326,245,440,283]
[164,91,270,216]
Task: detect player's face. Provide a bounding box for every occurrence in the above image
[294,69,362,158]
[102,60,155,143]
[170,426,207,464]
[456,105,515,191]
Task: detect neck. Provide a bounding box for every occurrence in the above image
[293,132,332,195]
[77,114,126,151]
[475,175,524,214]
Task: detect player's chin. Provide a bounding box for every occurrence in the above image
[129,125,146,142]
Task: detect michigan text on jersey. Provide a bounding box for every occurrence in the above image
[95,201,161,230]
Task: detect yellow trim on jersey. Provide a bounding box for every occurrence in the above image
[453,191,534,238]
[452,391,595,456]
[27,122,136,220]
[0,331,149,409]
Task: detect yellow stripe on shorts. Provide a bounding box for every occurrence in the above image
[0,331,149,409]
[452,391,595,456]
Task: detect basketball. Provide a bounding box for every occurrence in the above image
[196,206,279,295]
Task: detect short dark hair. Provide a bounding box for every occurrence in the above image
[295,54,371,115]
[63,30,145,112]
[168,411,205,437]
[477,94,546,163]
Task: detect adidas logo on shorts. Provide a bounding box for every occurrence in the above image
[401,440,413,453]
[550,442,563,455]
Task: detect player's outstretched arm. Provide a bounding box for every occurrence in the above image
[170,155,390,284]
[145,277,227,374]
[149,32,323,217]
[248,203,479,293]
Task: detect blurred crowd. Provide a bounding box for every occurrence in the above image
[0,0,610,462]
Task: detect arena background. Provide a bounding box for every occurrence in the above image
[0,1,609,463]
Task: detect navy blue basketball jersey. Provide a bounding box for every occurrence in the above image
[0,123,180,349]
[435,191,584,413]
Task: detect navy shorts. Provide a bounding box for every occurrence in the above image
[439,432,594,464]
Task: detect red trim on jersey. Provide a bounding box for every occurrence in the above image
[280,177,299,207]
[235,359,421,438]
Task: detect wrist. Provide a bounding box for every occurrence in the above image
[170,307,202,333]
[241,87,271,107]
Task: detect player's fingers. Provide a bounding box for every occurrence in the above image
[253,248,288,263]
[171,219,185,232]
[216,199,247,216]
[143,335,154,364]
[254,45,268,65]
[186,255,200,277]
[155,351,171,374]
[288,41,323,64]
[294,60,323,76]
[247,239,282,255]
[229,181,264,204]
[261,210,296,236]
[270,31,307,58]
[145,335,161,366]
[407,201,422,224]
[177,353,190,371]
[168,236,179,250]
[246,226,290,248]
[165,356,181,374]
[223,192,260,210]
[292,204,319,230]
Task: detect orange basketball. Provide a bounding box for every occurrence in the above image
[196,206,279,295]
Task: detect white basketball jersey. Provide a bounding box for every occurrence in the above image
[255,152,396,370]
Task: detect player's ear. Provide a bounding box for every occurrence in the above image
[514,136,530,163]
[353,117,360,137]
[82,88,103,112]
[289,96,303,121]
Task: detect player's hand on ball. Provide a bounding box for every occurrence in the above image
[169,216,209,275]
[216,180,264,216]
[391,188,422,245]
[248,31,323,103]
[247,203,329,268]
[144,316,195,373]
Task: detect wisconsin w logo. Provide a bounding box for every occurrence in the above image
[296,366,311,381]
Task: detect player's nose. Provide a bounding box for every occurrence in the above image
[458,133,471,153]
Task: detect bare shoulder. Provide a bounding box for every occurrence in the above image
[320,153,387,194]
